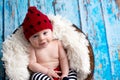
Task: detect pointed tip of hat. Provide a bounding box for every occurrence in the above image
[28,6,37,11]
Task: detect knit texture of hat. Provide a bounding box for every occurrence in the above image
[22,6,53,40]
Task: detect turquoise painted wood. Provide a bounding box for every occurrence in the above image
[0,0,120,80]
[0,0,5,80]
[4,0,28,38]
[79,0,112,79]
[101,0,120,79]
[53,0,81,28]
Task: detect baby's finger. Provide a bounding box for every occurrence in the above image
[53,73,60,78]
[50,76,54,80]
[55,71,61,73]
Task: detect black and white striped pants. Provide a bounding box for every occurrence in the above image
[31,69,77,80]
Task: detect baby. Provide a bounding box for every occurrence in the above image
[22,6,77,80]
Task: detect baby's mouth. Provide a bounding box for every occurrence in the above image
[39,42,48,47]
[40,42,46,45]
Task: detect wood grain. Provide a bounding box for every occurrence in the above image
[0,0,5,80]
[78,0,112,79]
[101,0,120,79]
[4,0,28,38]
[54,0,81,29]
[29,0,55,14]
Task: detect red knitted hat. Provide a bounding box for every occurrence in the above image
[22,6,53,40]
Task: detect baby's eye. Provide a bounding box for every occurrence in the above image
[32,34,39,38]
[43,32,47,35]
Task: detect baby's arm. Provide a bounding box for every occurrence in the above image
[58,41,69,79]
[28,46,48,74]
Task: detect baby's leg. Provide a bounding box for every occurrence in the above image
[68,69,77,80]
[31,72,51,80]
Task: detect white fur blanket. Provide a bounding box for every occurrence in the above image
[2,15,90,80]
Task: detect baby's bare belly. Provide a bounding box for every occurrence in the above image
[38,59,59,69]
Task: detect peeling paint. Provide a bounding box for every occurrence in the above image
[99,64,102,68]
[52,0,57,6]
[116,0,120,9]
[117,12,120,20]
[12,11,14,18]
[118,46,120,60]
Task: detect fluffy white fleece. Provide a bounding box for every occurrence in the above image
[2,15,90,80]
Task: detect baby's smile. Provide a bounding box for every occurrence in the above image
[39,41,48,48]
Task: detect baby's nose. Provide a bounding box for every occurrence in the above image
[39,35,44,40]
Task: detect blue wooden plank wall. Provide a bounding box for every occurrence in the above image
[0,0,120,80]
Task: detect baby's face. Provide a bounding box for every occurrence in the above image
[29,29,53,49]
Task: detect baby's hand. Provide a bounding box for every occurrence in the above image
[47,68,60,79]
